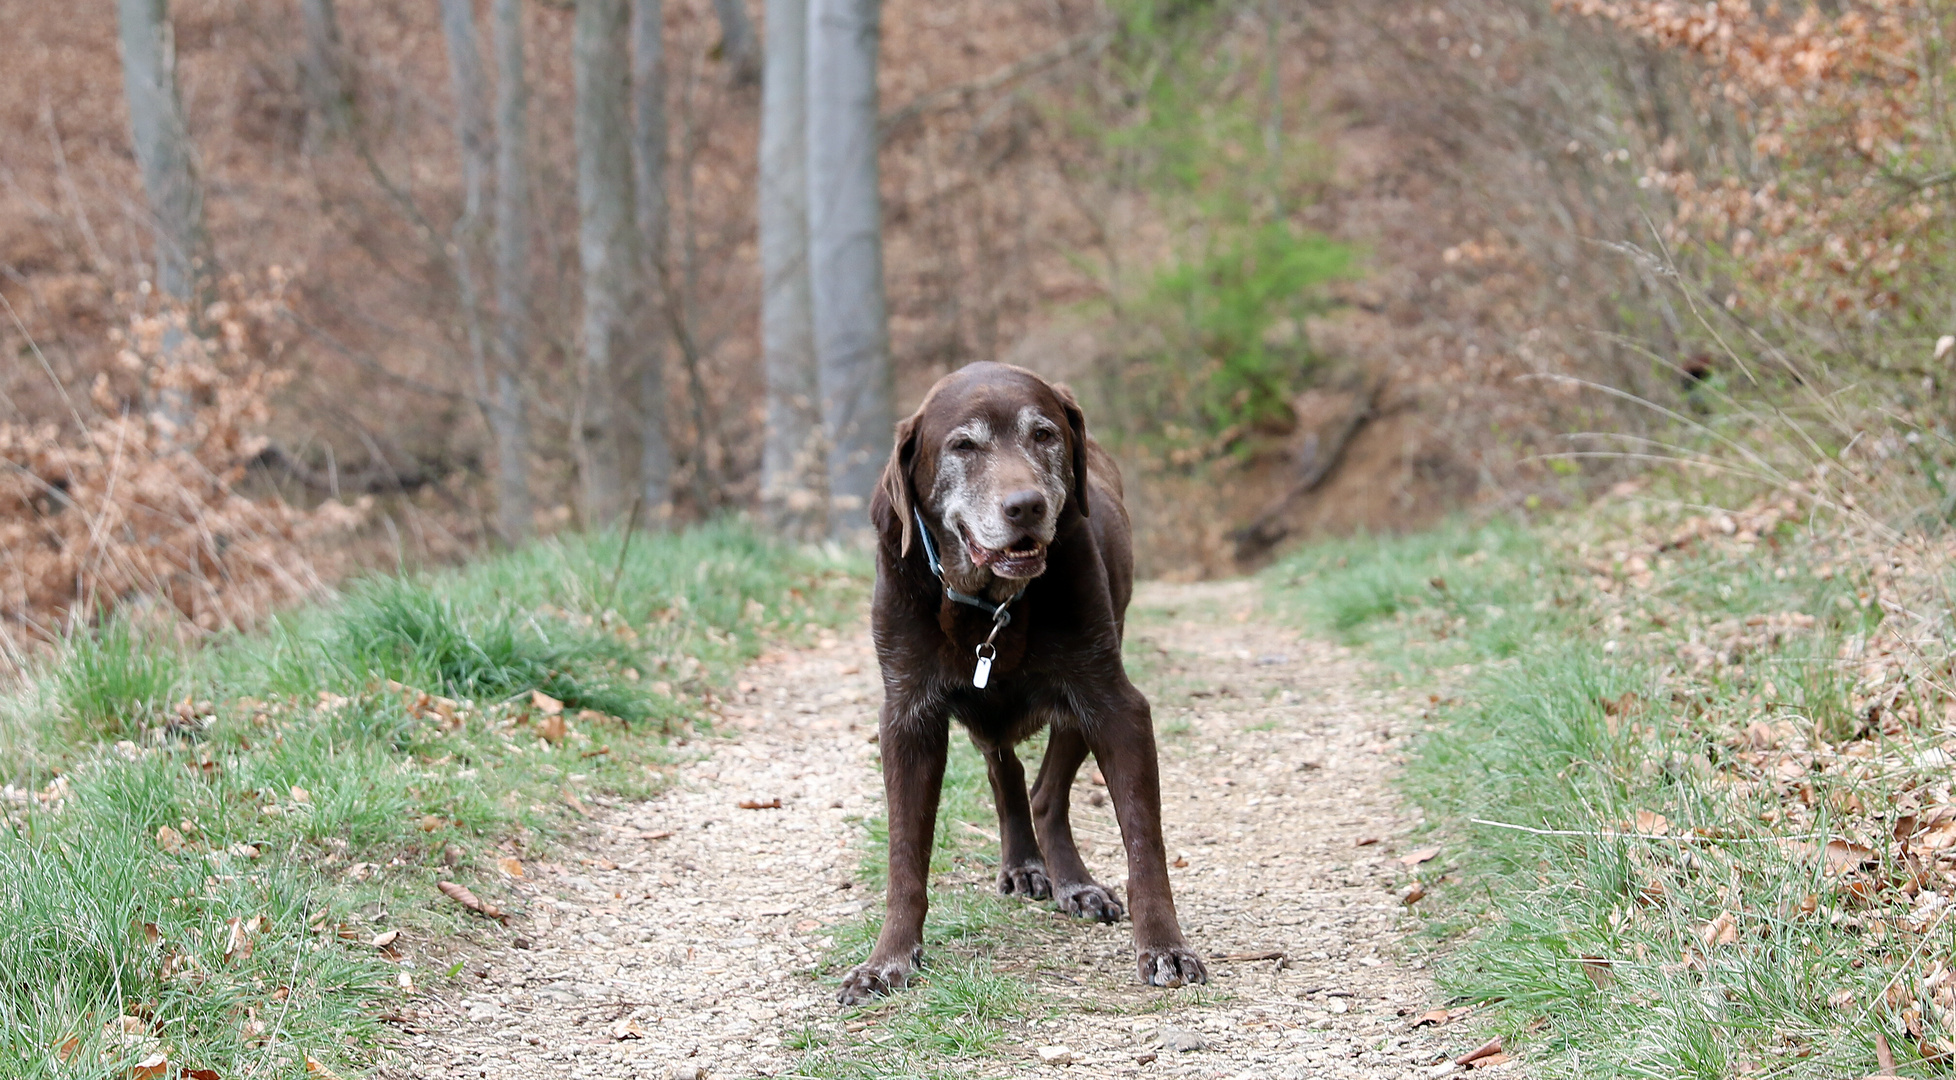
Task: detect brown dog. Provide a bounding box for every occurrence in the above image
[838,361,1208,1005]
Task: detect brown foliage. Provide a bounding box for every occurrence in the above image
[1562,0,1948,319]
[0,275,364,640]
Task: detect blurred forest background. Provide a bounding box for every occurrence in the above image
[2,0,1949,645]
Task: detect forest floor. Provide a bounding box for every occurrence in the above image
[387,580,1507,1080]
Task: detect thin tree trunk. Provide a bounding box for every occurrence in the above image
[807,0,892,542]
[632,0,674,520]
[574,0,639,526]
[298,0,354,141]
[438,0,508,540]
[116,0,210,427]
[710,0,761,87]
[117,0,208,306]
[491,0,534,544]
[759,0,822,536]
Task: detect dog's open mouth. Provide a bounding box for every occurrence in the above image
[963,530,1049,580]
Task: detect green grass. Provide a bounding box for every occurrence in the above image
[0,522,862,1079]
[799,730,1054,1077]
[1267,511,1932,1079]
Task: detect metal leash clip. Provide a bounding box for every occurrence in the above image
[972,607,1012,689]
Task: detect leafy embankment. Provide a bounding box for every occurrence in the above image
[1270,494,1956,1078]
[0,524,860,1080]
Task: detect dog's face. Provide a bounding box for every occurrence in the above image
[881,363,1089,587]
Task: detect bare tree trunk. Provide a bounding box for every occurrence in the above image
[632,0,674,520]
[759,0,822,536]
[574,0,639,526]
[439,0,512,540]
[117,0,209,307]
[117,0,210,428]
[491,0,534,544]
[298,0,354,141]
[807,0,892,541]
[711,0,762,87]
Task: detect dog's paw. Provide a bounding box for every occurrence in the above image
[997,862,1053,900]
[1136,945,1209,988]
[836,948,922,1006]
[1055,882,1125,923]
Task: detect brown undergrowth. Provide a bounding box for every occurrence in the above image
[1,273,365,651]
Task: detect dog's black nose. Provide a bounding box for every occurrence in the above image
[1001,489,1047,524]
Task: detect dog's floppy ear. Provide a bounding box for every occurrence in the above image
[1052,382,1091,520]
[880,411,922,556]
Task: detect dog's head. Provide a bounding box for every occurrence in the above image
[879,362,1089,588]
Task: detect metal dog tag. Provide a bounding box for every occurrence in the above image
[973,643,996,689]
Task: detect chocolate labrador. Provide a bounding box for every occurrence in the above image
[838,361,1208,1005]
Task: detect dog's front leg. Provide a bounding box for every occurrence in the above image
[837,702,948,1005]
[1088,685,1210,989]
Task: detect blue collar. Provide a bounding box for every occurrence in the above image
[913,507,1025,627]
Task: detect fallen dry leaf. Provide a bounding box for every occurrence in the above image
[304,1054,346,1079]
[1354,836,1381,847]
[107,1015,148,1038]
[130,1052,168,1080]
[1414,1008,1449,1027]
[563,789,592,817]
[537,713,567,744]
[1212,950,1284,962]
[370,929,400,948]
[289,785,311,804]
[1634,810,1670,835]
[222,915,263,964]
[437,880,507,922]
[1401,882,1427,905]
[738,798,783,810]
[1456,1036,1504,1067]
[53,1034,80,1063]
[182,1070,222,1080]
[1400,846,1441,867]
[156,825,184,855]
[1698,910,1740,948]
[1471,1052,1512,1069]
[530,690,563,715]
[609,1018,647,1040]
[636,829,674,841]
[1875,1028,1898,1075]
[1824,839,1878,876]
[1580,956,1616,989]
[496,857,525,878]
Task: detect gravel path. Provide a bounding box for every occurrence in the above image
[391,581,1511,1080]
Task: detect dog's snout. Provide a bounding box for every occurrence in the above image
[1001,489,1048,524]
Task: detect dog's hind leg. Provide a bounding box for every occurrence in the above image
[1030,725,1126,923]
[982,743,1053,900]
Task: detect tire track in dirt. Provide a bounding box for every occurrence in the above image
[390,581,1508,1080]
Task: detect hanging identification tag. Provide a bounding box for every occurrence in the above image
[973,643,997,689]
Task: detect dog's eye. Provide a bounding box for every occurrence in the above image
[952,438,977,452]
[1032,427,1056,443]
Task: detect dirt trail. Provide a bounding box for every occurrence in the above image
[392,581,1502,1080]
